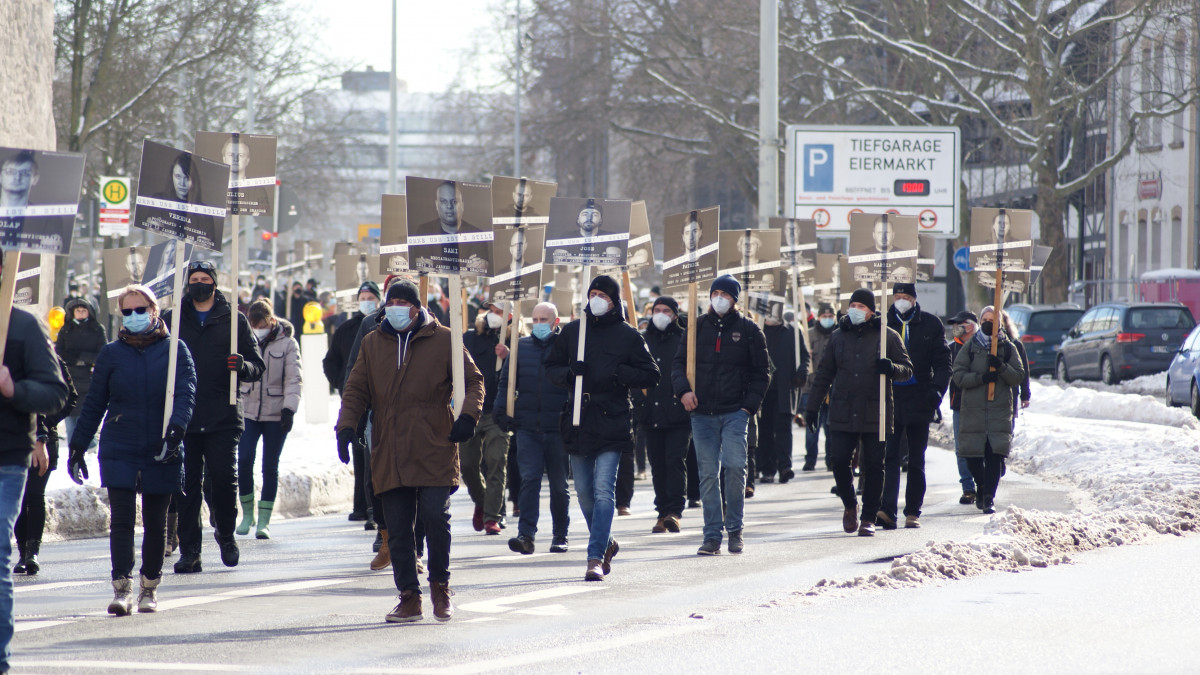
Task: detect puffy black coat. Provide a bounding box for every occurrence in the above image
[546,303,660,456]
[636,319,690,429]
[343,306,383,392]
[886,303,952,425]
[671,309,771,416]
[162,290,264,434]
[494,333,569,433]
[463,324,502,414]
[0,308,70,465]
[802,320,836,398]
[323,310,366,394]
[55,297,107,406]
[35,356,79,470]
[805,315,914,435]
[763,322,810,415]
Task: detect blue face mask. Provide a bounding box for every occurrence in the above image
[122,312,152,333]
[359,300,378,315]
[819,317,836,329]
[385,305,413,331]
[847,308,868,325]
[532,323,553,340]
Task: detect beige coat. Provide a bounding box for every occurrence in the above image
[240,319,301,422]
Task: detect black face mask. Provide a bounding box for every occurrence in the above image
[189,282,216,302]
[980,320,995,336]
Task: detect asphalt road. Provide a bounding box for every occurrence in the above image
[12,443,1078,674]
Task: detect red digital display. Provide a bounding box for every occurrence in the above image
[893,179,930,196]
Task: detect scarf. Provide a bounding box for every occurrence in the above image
[119,317,169,350]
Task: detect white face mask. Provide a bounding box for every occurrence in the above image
[651,313,673,331]
[588,295,610,316]
[710,295,731,315]
[847,307,868,325]
[819,317,836,329]
[252,327,271,341]
[485,312,504,330]
[894,299,914,315]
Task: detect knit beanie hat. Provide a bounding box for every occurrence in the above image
[652,296,680,314]
[709,274,741,303]
[849,288,876,312]
[386,278,421,307]
[891,282,917,297]
[587,274,622,305]
[358,280,382,300]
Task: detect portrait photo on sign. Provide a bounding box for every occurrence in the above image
[0,147,86,255]
[771,217,817,271]
[847,212,918,284]
[490,225,545,303]
[491,176,555,225]
[545,197,631,267]
[916,234,936,282]
[625,201,654,271]
[812,253,852,312]
[969,207,1033,273]
[133,140,229,251]
[406,176,492,275]
[661,205,720,288]
[379,193,410,275]
[193,132,277,217]
[335,253,387,312]
[719,229,781,293]
[12,255,41,307]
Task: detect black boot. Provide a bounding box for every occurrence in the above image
[23,540,40,575]
[216,532,240,567]
[13,541,26,575]
[174,548,202,574]
[165,513,179,557]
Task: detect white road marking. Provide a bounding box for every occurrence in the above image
[14,619,74,632]
[15,660,253,671]
[14,580,103,593]
[155,577,354,612]
[511,603,569,616]
[470,552,556,562]
[456,585,605,614]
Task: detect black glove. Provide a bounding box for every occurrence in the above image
[280,408,295,434]
[793,367,808,388]
[154,423,186,462]
[875,358,893,376]
[805,411,820,434]
[336,427,355,464]
[570,360,587,376]
[227,353,244,372]
[987,354,1004,370]
[68,444,88,484]
[494,411,515,433]
[982,370,999,384]
[927,390,943,411]
[448,414,477,443]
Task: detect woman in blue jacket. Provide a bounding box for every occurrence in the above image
[68,285,196,617]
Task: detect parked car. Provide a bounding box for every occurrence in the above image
[1057,302,1196,385]
[1006,303,1084,377]
[1165,323,1200,415]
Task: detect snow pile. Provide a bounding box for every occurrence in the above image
[1036,371,1168,398]
[804,380,1200,597]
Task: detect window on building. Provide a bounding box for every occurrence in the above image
[1118,212,1129,280]
[1137,209,1148,276]
[1151,209,1163,269]
[1172,209,1184,268]
[1173,33,1188,147]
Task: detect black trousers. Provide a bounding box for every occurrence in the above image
[351,439,368,516]
[507,433,521,507]
[634,427,647,473]
[380,486,454,593]
[644,426,690,518]
[616,450,635,509]
[966,443,1006,501]
[882,420,931,519]
[16,465,50,548]
[109,488,170,580]
[686,439,700,502]
[756,406,794,477]
[178,428,240,555]
[827,430,885,517]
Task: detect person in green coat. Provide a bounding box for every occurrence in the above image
[950,314,1025,515]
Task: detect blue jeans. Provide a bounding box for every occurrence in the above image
[570,451,620,560]
[952,410,975,491]
[515,430,571,540]
[0,465,29,670]
[238,418,288,502]
[691,410,750,542]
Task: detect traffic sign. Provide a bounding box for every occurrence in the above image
[98,176,131,237]
[953,246,972,272]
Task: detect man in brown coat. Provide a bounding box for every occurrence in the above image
[336,278,484,624]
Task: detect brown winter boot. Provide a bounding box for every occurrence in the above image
[385,589,422,623]
[652,518,667,533]
[430,580,454,622]
[370,529,391,570]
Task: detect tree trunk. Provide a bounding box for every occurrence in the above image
[1037,164,1068,304]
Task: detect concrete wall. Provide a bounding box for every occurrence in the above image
[0,0,56,150]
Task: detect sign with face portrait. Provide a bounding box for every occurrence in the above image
[916,234,936,282]
[812,253,852,312]
[545,197,631,267]
[0,147,86,255]
[193,132,277,217]
[847,213,919,285]
[133,140,229,250]
[625,201,654,271]
[719,229,781,293]
[406,177,492,276]
[102,240,195,312]
[12,255,41,307]
[968,207,1033,274]
[750,292,787,323]
[662,206,720,288]
[489,225,545,303]
[772,218,817,273]
[379,194,410,275]
[335,253,387,313]
[491,176,555,226]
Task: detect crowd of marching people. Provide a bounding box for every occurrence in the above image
[0,263,1032,656]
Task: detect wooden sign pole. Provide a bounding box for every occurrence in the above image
[228,213,240,405]
[0,251,23,366]
[686,281,698,389]
[460,284,469,329]
[158,241,188,453]
[506,300,520,416]
[449,274,466,417]
[495,300,509,372]
[987,208,1007,401]
[878,282,889,442]
[418,273,429,311]
[621,268,638,328]
[572,265,592,426]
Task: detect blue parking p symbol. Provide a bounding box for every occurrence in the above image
[803,144,833,192]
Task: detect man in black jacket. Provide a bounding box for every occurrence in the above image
[672,275,771,556]
[877,283,951,530]
[637,296,692,534]
[461,302,512,535]
[805,288,913,537]
[546,275,659,581]
[758,305,809,484]
[166,261,265,573]
[0,267,69,670]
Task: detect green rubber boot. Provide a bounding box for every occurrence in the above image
[256,501,274,540]
[236,494,256,536]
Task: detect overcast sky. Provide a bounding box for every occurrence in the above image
[314,0,505,93]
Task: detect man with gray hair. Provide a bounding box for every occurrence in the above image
[494,302,571,555]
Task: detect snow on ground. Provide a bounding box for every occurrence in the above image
[806,380,1200,597]
[1034,371,1168,398]
[43,395,350,540]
